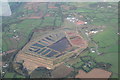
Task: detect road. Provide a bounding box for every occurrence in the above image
[77,25,101,55]
[69,21,101,56]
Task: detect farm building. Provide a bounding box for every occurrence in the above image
[15,30,87,73]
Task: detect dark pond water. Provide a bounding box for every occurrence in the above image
[37,48,46,54]
[38,41,49,46]
[32,43,45,48]
[48,37,71,53]
[34,49,41,52]
[46,51,58,57]
[45,37,54,42]
[41,49,51,55]
[42,39,50,43]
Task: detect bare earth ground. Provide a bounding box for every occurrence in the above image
[51,64,74,78]
[75,68,112,78]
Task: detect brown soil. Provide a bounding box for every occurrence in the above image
[51,64,74,78]
[75,68,112,78]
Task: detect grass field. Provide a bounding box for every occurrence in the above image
[10,19,42,35]
[40,17,55,27]
[2,36,11,52]
[4,72,25,78]
[2,2,63,52]
[4,72,14,78]
[73,61,83,69]
[95,53,118,78]
[2,2,118,78]
[2,19,42,52]
[0,32,2,51]
[65,2,118,78]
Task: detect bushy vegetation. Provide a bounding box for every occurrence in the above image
[30,67,51,78]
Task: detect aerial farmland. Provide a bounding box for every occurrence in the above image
[1,2,119,79]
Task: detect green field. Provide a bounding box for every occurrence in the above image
[66,2,118,78]
[40,17,55,27]
[73,60,83,68]
[0,32,2,51]
[2,2,63,52]
[2,2,118,78]
[90,11,118,78]
[4,72,14,78]
[95,53,118,78]
[2,19,42,52]
[4,72,25,78]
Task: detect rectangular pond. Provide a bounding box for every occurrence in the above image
[34,49,41,52]
[42,39,50,43]
[48,37,71,53]
[37,48,46,54]
[38,41,49,46]
[45,37,54,42]
[46,51,58,57]
[41,49,51,55]
[32,43,45,48]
